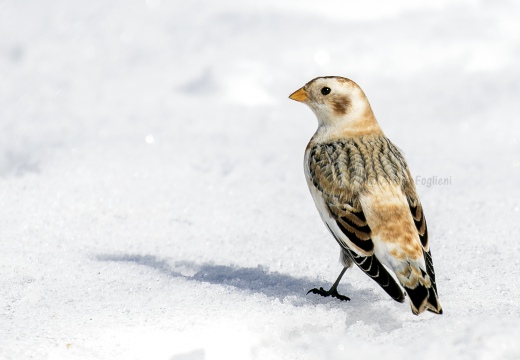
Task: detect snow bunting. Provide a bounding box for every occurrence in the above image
[289,76,442,315]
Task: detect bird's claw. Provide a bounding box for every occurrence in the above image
[306,287,350,301]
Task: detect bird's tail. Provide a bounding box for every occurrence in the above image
[395,255,443,315]
[403,282,443,315]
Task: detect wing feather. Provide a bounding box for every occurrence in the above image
[309,142,405,302]
[307,138,442,314]
[407,196,442,314]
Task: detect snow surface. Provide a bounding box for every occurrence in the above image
[1,0,520,359]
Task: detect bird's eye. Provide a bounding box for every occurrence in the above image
[321,87,331,95]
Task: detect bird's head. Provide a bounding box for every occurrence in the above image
[289,76,381,136]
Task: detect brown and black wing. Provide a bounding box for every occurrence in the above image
[308,143,405,302]
[324,203,405,303]
[407,198,442,313]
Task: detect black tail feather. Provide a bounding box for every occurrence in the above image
[404,283,443,315]
[405,283,428,314]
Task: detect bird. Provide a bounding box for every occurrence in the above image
[288,76,442,315]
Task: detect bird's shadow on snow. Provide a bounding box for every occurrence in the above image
[95,253,407,331]
[95,253,334,301]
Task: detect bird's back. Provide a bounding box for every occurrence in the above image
[305,133,442,314]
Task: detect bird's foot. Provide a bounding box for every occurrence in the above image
[306,287,350,301]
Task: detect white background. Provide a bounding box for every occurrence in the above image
[1,0,519,359]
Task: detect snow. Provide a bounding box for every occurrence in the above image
[1,0,520,359]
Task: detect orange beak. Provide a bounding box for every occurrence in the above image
[288,87,308,102]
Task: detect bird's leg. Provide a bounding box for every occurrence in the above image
[307,267,350,301]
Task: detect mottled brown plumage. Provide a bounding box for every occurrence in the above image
[289,76,442,315]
